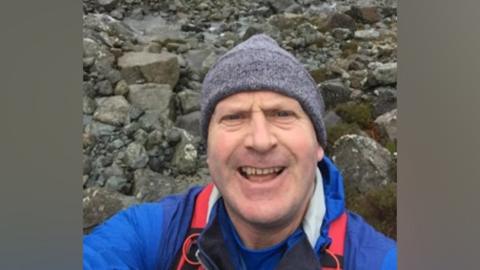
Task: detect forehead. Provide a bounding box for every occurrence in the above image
[214,90,303,111]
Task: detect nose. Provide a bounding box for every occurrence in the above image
[244,112,277,153]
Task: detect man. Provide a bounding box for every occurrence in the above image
[83,34,397,269]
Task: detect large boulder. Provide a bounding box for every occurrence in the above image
[118,51,180,88]
[331,134,395,193]
[318,80,352,110]
[132,168,175,202]
[175,111,201,138]
[177,89,201,114]
[93,96,130,126]
[127,83,174,117]
[374,109,397,141]
[83,187,137,233]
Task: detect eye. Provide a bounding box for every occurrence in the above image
[219,113,247,126]
[274,110,295,117]
[267,110,297,123]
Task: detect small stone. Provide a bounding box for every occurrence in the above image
[134,129,148,145]
[124,142,149,169]
[106,69,122,84]
[93,96,130,126]
[128,106,144,121]
[147,129,163,149]
[105,176,129,193]
[96,80,113,96]
[171,129,198,174]
[86,121,118,137]
[114,80,130,96]
[354,29,380,40]
[83,96,97,115]
[166,128,182,146]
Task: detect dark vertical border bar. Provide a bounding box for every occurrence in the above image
[0,1,81,269]
[399,0,480,268]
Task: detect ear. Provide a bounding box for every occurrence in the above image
[316,146,324,162]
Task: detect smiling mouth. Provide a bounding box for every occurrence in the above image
[238,166,285,180]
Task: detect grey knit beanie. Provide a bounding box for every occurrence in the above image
[201,34,327,147]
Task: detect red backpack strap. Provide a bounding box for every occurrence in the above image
[190,183,214,228]
[173,184,214,270]
[321,211,348,270]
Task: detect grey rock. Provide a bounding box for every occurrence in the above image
[318,80,352,110]
[185,48,214,78]
[128,83,174,118]
[83,155,92,175]
[83,14,137,42]
[97,0,118,10]
[354,29,380,40]
[374,109,397,141]
[133,128,148,145]
[83,187,137,232]
[132,168,175,202]
[117,51,180,88]
[83,96,97,115]
[123,122,141,137]
[148,156,164,173]
[267,13,306,30]
[175,111,201,138]
[146,129,163,149]
[83,38,101,59]
[124,142,149,169]
[83,81,96,98]
[166,128,182,146]
[85,120,118,137]
[177,89,201,114]
[108,139,125,150]
[97,80,113,96]
[371,62,397,85]
[332,28,353,40]
[267,0,296,13]
[106,69,122,84]
[124,15,185,44]
[93,96,130,126]
[332,134,395,193]
[110,9,124,20]
[372,87,397,117]
[114,80,130,96]
[138,111,171,132]
[105,176,129,193]
[172,128,198,174]
[128,105,144,121]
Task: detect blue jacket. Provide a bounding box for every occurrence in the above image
[83,157,397,269]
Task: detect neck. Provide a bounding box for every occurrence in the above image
[224,190,313,250]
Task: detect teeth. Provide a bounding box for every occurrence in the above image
[240,166,283,176]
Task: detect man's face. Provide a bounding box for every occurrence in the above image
[207,91,324,232]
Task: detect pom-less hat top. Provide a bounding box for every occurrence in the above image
[201,34,327,148]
